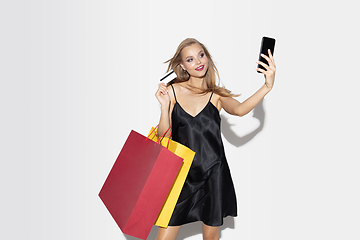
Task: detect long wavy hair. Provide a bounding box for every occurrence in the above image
[166,38,239,97]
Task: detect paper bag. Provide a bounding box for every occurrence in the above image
[148,127,195,228]
[99,130,183,239]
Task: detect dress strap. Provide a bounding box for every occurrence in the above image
[209,92,214,102]
[170,84,177,102]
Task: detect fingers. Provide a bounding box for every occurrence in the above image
[268,49,275,63]
[257,60,269,70]
[156,83,168,96]
[264,49,276,69]
[256,66,266,74]
[155,83,171,106]
[256,49,276,72]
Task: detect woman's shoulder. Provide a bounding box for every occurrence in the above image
[169,82,185,88]
[211,92,222,110]
[168,82,187,93]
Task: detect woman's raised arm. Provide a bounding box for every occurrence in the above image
[220,49,276,117]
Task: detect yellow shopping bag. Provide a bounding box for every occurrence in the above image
[148,126,195,228]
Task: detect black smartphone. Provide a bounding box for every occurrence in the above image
[257,36,276,73]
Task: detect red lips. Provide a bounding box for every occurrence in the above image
[195,65,204,71]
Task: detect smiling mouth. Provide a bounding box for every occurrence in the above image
[195,65,204,71]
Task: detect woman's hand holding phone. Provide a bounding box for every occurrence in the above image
[257,49,276,89]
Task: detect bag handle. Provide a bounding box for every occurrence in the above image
[148,125,172,148]
[156,126,172,149]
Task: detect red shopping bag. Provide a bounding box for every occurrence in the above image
[98,129,183,240]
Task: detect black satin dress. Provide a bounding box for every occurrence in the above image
[168,85,237,227]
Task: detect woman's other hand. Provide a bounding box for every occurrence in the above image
[155,83,170,108]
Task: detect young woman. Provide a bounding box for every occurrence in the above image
[155,38,276,240]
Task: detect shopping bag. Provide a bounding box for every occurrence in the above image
[148,127,195,228]
[98,129,183,240]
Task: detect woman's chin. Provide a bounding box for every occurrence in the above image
[189,70,208,79]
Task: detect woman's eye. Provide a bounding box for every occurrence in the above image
[186,58,193,62]
[200,53,205,58]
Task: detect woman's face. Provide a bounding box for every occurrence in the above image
[180,43,209,79]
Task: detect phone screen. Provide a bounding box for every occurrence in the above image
[257,37,276,73]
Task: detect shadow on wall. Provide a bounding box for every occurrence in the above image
[221,99,265,147]
[122,100,264,240]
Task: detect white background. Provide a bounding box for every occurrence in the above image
[1,0,359,239]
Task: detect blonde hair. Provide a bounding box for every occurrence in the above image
[166,38,239,97]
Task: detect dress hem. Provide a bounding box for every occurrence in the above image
[167,214,237,227]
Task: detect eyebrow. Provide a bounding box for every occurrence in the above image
[185,50,204,59]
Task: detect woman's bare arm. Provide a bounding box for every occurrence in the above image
[220,49,276,117]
